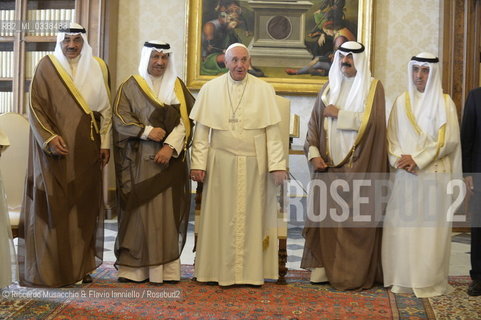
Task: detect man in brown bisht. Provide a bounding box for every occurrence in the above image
[301,41,388,290]
[112,41,194,284]
[19,23,111,287]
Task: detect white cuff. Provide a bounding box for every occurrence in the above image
[308,146,321,161]
[100,134,111,149]
[141,125,154,140]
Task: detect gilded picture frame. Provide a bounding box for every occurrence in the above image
[185,0,373,95]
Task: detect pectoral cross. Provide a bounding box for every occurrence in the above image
[229,117,239,123]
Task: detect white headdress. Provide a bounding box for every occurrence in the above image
[54,23,93,88]
[138,40,178,105]
[407,52,446,138]
[328,41,371,112]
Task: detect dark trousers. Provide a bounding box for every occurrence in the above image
[471,226,481,280]
[470,193,481,280]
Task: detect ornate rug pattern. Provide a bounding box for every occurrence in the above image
[0,264,477,319]
[428,276,481,320]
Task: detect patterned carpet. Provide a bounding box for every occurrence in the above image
[428,276,481,320]
[2,263,477,320]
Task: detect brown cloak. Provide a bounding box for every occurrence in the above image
[112,76,194,268]
[301,80,389,290]
[18,55,108,287]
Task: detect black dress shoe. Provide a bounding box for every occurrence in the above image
[164,280,180,284]
[467,279,481,296]
[82,274,93,283]
[118,277,148,283]
[148,280,179,285]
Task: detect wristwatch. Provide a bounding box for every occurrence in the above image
[165,143,175,150]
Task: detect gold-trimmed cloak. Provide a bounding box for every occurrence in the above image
[112,76,194,270]
[18,55,109,287]
[301,80,389,290]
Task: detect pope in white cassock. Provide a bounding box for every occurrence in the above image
[190,43,287,286]
[382,53,462,298]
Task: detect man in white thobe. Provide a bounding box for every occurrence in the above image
[190,43,287,286]
[382,52,462,297]
[0,130,15,288]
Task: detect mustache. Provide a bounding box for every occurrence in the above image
[341,62,352,67]
[66,48,78,52]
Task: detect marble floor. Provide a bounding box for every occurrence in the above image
[103,214,472,276]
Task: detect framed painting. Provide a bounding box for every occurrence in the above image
[185,0,374,94]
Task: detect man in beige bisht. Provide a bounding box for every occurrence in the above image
[190,43,287,286]
[301,41,388,290]
[382,53,461,297]
[112,41,194,284]
[19,23,111,287]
